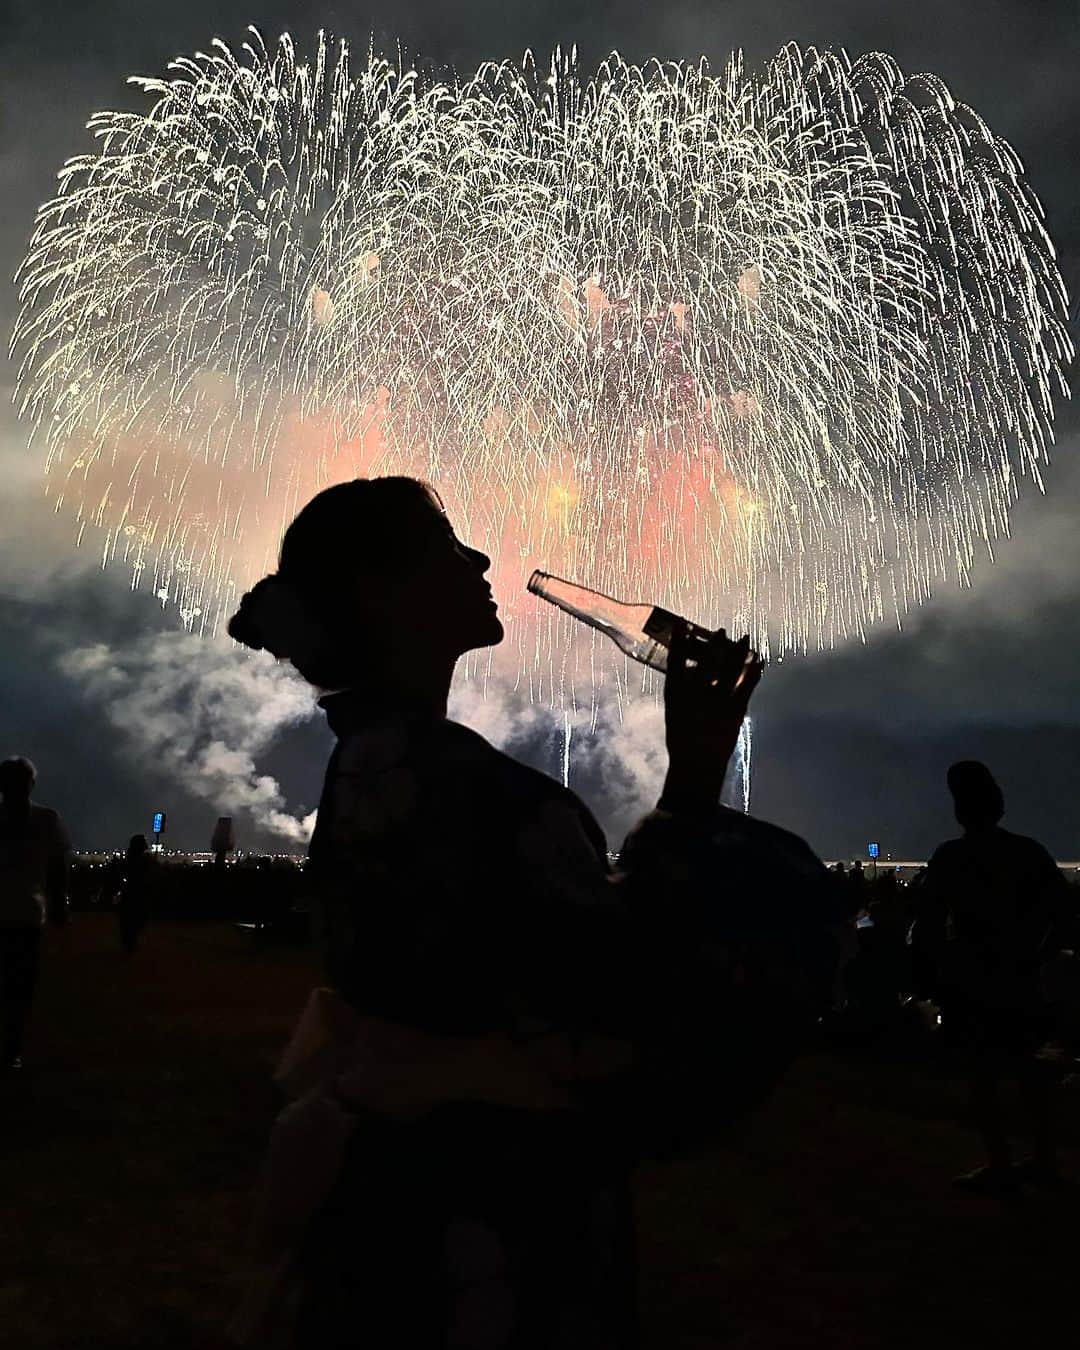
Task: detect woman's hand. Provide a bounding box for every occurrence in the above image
[660,623,763,817]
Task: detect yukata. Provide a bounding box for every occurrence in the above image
[237,695,834,1349]
[286,692,644,1350]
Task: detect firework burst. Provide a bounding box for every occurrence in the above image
[12,30,1072,662]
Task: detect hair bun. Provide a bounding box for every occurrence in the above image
[227,575,310,660]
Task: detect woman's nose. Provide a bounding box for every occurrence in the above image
[465,545,491,573]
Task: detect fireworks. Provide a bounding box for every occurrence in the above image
[12,30,1073,658]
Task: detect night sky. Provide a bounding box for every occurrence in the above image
[1,0,1077,860]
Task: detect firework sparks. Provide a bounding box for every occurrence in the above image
[12,30,1072,661]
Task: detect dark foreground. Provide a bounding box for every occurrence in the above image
[1,919,1078,1349]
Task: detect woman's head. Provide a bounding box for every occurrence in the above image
[228,477,502,688]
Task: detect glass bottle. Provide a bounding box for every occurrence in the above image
[527,570,719,675]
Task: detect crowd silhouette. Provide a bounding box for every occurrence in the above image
[2,474,1079,1350]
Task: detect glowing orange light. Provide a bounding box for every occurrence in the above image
[582,274,611,328]
[737,264,762,303]
[727,389,760,419]
[546,480,579,528]
[308,287,335,326]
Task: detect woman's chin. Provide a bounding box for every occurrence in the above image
[457,627,503,660]
[460,608,504,651]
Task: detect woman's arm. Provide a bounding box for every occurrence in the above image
[512,633,764,1041]
[659,625,762,819]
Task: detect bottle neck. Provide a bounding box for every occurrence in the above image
[527,571,645,636]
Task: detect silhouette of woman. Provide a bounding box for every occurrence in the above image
[115,834,153,955]
[229,477,760,1349]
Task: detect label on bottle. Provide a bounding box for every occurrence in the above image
[643,607,711,648]
[643,606,677,645]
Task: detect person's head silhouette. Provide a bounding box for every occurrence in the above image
[228,478,501,710]
[947,760,1004,833]
[0,756,36,809]
[127,834,149,858]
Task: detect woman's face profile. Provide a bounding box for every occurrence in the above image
[384,497,504,659]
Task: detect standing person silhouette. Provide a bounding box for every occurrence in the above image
[228,477,762,1350]
[915,761,1077,1192]
[115,834,154,955]
[0,756,71,1071]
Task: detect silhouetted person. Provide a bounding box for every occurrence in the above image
[211,816,235,868]
[915,761,1078,1191]
[0,757,71,1070]
[870,876,914,987]
[228,477,765,1349]
[115,834,154,955]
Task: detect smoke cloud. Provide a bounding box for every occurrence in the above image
[447,651,666,842]
[449,649,745,845]
[50,620,742,855]
[59,633,319,846]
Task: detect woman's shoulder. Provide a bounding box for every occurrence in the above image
[440,721,608,851]
[438,720,574,804]
[330,718,552,790]
[443,723,612,882]
[322,716,607,855]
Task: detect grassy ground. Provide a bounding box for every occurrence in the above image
[1,917,1078,1349]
